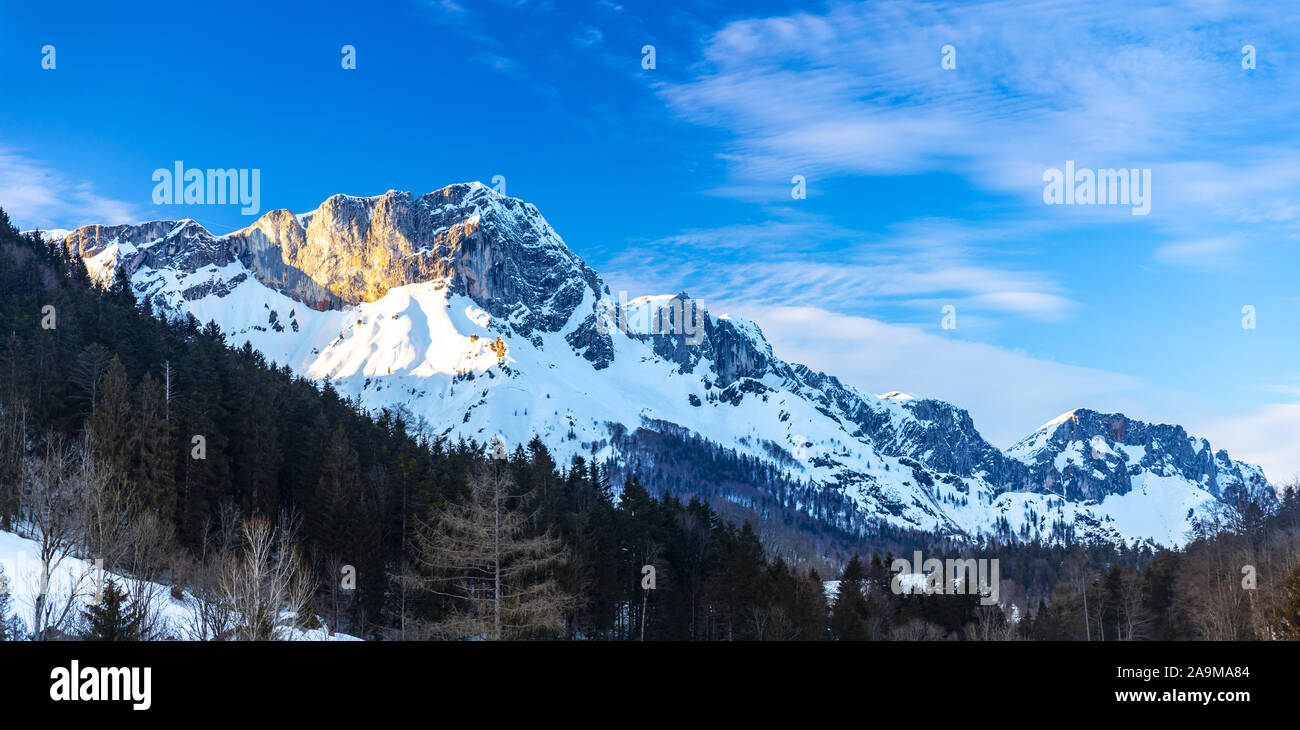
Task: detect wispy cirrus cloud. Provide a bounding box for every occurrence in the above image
[601,213,1075,324]
[734,303,1299,482]
[722,303,1145,448]
[1151,235,1245,269]
[0,149,137,230]
[654,0,1300,232]
[415,0,558,94]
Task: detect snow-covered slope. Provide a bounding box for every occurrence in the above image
[0,528,357,640]
[36,182,1273,548]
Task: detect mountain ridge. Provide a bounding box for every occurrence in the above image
[31,182,1274,549]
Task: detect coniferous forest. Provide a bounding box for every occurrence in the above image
[1,207,1299,641]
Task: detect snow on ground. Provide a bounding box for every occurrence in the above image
[138,264,1238,547]
[39,201,1267,551]
[0,528,358,641]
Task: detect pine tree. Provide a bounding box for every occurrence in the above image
[314,426,373,558]
[91,356,138,482]
[312,425,381,626]
[136,372,176,521]
[69,343,110,420]
[795,568,829,640]
[830,554,871,640]
[81,578,143,641]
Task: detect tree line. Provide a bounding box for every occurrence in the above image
[0,209,826,640]
[1,206,1297,641]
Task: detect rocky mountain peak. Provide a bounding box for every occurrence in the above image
[1007,407,1268,503]
[35,184,1274,548]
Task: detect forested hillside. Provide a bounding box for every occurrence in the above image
[2,206,1299,641]
[0,208,828,640]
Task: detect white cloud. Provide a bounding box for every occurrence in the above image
[600,214,1075,325]
[574,24,604,48]
[1152,236,1244,269]
[1189,404,1300,488]
[0,149,136,230]
[721,303,1144,448]
[656,0,1300,234]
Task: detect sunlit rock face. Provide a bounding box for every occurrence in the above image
[37,183,1274,550]
[230,183,603,339]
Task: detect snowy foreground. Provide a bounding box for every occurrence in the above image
[0,529,359,641]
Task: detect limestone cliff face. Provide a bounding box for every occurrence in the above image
[64,219,232,277]
[53,183,606,338]
[39,182,1275,547]
[1006,409,1271,503]
[231,183,603,338]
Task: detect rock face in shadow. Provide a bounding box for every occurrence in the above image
[1005,408,1271,503]
[43,182,1274,548]
[232,184,603,338]
[54,183,605,338]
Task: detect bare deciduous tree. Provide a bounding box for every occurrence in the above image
[20,434,97,639]
[218,512,315,641]
[402,463,571,640]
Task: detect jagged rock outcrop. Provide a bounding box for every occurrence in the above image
[37,183,1274,548]
[1007,408,1270,503]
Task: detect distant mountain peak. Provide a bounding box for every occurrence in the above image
[38,184,1273,549]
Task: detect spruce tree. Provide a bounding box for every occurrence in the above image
[137,372,176,521]
[830,554,871,640]
[91,356,138,482]
[81,579,143,641]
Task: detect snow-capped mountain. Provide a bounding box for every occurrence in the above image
[39,182,1273,548]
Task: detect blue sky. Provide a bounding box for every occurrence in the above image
[2,0,1299,479]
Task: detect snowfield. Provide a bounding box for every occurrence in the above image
[0,528,359,641]
[30,183,1274,550]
